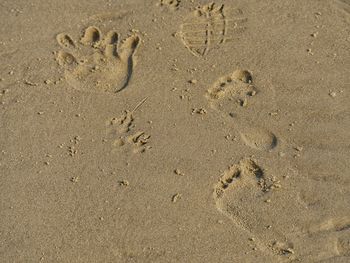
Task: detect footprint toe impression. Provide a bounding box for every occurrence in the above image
[214,159,296,258]
[56,26,140,93]
[206,69,279,152]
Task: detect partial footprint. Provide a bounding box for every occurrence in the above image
[337,231,350,257]
[309,217,350,234]
[313,218,350,259]
[239,127,278,151]
[56,26,140,93]
[291,217,350,262]
[179,3,247,57]
[214,158,265,200]
[207,69,278,151]
[336,0,350,14]
[207,69,256,110]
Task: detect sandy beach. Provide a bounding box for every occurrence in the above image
[0,0,349,262]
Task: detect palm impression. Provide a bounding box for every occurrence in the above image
[56,26,140,93]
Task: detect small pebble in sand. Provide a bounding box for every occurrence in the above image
[70,177,79,183]
[174,169,185,176]
[282,248,295,255]
[241,98,248,107]
[329,91,336,98]
[306,48,314,55]
[171,193,182,203]
[24,80,38,86]
[191,108,207,115]
[248,90,257,97]
[119,180,129,186]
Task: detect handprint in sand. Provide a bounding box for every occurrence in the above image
[56,26,140,93]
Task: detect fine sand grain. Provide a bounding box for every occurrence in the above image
[0,0,349,262]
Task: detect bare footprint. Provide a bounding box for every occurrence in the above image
[213,158,350,261]
[56,26,140,93]
[207,69,278,151]
[213,158,295,259]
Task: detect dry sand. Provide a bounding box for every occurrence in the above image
[0,0,350,262]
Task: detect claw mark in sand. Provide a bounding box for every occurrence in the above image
[56,26,140,93]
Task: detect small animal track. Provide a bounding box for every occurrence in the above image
[112,130,151,154]
[159,0,180,10]
[56,26,140,93]
[110,110,134,134]
[106,99,151,154]
[179,3,247,56]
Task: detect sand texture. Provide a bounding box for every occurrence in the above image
[0,0,350,262]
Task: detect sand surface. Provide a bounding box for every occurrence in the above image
[0,0,350,262]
